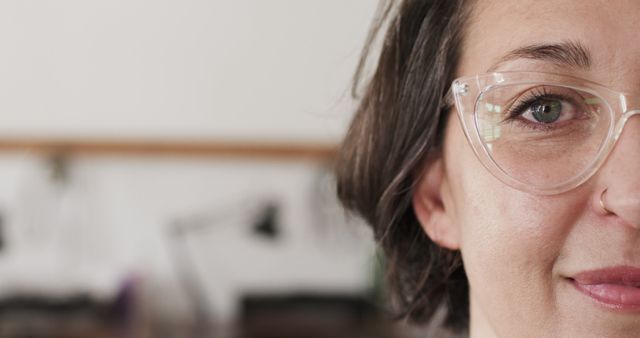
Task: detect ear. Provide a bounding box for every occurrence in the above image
[412,156,460,250]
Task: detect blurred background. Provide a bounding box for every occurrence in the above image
[0,1,429,337]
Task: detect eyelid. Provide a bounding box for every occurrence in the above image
[505,85,585,116]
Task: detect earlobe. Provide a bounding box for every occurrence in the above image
[412,157,461,250]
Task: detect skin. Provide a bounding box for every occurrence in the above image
[412,1,640,337]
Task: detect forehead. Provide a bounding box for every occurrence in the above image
[459,0,640,88]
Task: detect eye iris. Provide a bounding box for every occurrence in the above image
[531,99,562,123]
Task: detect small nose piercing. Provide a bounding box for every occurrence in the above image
[600,188,614,215]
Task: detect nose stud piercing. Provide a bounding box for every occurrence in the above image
[600,188,614,215]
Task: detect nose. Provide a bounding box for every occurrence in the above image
[595,112,640,229]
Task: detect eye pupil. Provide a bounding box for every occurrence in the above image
[531,99,562,123]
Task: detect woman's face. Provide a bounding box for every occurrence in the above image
[415,0,640,337]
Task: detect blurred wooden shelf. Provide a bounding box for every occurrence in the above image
[0,138,338,161]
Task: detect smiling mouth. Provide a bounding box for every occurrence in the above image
[568,266,640,311]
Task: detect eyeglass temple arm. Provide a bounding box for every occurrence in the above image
[441,86,455,111]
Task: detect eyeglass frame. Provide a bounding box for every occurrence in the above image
[444,71,640,195]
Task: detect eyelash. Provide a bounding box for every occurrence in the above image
[502,87,576,131]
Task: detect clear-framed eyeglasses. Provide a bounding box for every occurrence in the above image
[448,71,640,195]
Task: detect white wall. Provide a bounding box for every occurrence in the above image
[0,0,375,143]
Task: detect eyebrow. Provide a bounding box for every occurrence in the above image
[486,40,592,72]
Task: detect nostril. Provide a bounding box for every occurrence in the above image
[611,208,640,230]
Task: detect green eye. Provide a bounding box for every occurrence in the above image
[531,99,562,123]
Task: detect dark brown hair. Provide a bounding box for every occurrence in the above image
[335,0,472,333]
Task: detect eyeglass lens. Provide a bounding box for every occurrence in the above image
[475,83,611,188]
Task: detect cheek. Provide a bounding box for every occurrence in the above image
[443,113,591,324]
[444,113,586,265]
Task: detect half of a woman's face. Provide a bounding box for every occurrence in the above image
[414,0,640,337]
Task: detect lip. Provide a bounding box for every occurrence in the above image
[569,266,640,311]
